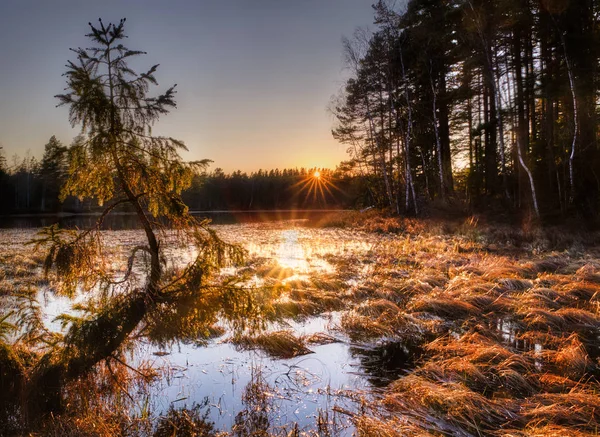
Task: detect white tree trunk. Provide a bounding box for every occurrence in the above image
[429,65,446,201]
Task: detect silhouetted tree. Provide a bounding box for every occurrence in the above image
[39,136,68,211]
[27,18,247,416]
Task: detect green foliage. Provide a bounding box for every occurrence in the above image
[0,312,16,343]
[55,18,208,222]
[31,224,102,297]
[21,18,260,419]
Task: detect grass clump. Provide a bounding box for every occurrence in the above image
[411,297,479,320]
[384,375,516,436]
[341,300,422,343]
[521,390,600,431]
[153,404,217,437]
[232,330,313,359]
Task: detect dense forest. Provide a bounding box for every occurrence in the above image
[332,0,600,222]
[2,0,599,224]
[0,138,365,213]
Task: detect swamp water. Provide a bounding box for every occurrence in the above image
[3,219,407,434]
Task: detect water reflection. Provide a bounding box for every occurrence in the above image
[349,342,421,388]
[0,210,344,229]
[2,221,383,434]
[276,230,308,271]
[144,341,365,434]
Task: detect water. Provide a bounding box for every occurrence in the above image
[0,218,408,434]
[142,338,367,432]
[0,210,344,229]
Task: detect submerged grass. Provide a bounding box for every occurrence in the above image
[318,215,600,436]
[3,216,600,435]
[232,330,313,359]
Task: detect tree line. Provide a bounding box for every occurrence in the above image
[332,0,600,222]
[0,138,367,214]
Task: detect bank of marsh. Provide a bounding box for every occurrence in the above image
[2,216,600,436]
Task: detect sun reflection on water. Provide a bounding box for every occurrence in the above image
[276,230,308,271]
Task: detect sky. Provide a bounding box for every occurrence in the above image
[0,0,377,173]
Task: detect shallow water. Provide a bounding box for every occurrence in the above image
[136,223,385,434]
[1,220,406,434]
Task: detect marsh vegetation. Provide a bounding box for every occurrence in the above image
[2,213,600,436]
[2,5,600,435]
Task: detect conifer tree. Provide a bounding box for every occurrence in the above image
[29,18,249,414]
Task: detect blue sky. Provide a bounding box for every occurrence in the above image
[0,0,376,172]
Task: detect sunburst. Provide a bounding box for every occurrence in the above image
[292,168,341,205]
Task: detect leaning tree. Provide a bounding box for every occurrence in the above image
[22,18,263,416]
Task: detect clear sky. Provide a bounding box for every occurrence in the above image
[0,0,376,173]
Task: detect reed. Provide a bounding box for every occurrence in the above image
[232,330,313,359]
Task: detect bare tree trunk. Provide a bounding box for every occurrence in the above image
[514,29,540,218]
[429,63,446,202]
[560,32,578,204]
[400,46,418,214]
[365,97,394,211]
[493,49,510,199]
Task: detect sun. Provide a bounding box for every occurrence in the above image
[292,168,341,205]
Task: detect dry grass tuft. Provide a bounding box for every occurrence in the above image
[340,308,422,343]
[273,287,345,318]
[341,313,397,341]
[289,288,345,311]
[354,415,433,437]
[519,288,563,311]
[521,390,600,431]
[528,257,570,274]
[501,424,600,437]
[272,298,320,318]
[537,373,579,393]
[304,332,339,345]
[411,297,478,319]
[543,334,590,379]
[385,375,516,435]
[576,264,600,283]
[356,299,402,318]
[559,282,599,302]
[464,294,513,313]
[233,330,313,359]
[497,278,534,291]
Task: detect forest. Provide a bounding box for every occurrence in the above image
[0,139,365,213]
[332,0,600,223]
[3,2,600,436]
[2,0,600,224]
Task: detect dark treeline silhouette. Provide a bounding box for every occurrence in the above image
[332,0,600,222]
[183,167,365,210]
[0,136,71,213]
[0,138,368,214]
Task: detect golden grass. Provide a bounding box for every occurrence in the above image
[385,375,515,435]
[420,333,539,396]
[522,307,600,335]
[318,218,600,436]
[341,313,397,341]
[542,334,590,379]
[4,218,600,435]
[354,416,438,437]
[232,330,313,359]
[501,424,600,437]
[521,390,600,431]
[411,297,479,319]
[537,373,579,393]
